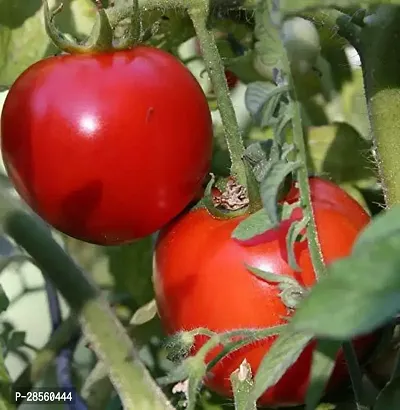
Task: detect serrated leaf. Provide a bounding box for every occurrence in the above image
[353,206,400,253]
[286,217,309,272]
[231,209,273,244]
[260,160,302,226]
[254,1,285,79]
[130,299,157,326]
[245,82,289,128]
[106,237,154,307]
[306,340,341,410]
[291,206,400,339]
[247,330,312,404]
[245,82,278,122]
[231,360,256,410]
[374,376,400,410]
[247,265,300,288]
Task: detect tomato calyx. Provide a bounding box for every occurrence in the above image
[200,174,251,219]
[43,0,141,54]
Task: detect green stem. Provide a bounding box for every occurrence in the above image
[135,0,258,11]
[343,342,370,410]
[13,316,80,390]
[270,1,327,279]
[300,9,362,51]
[188,3,247,186]
[361,5,400,207]
[288,75,327,279]
[3,209,174,410]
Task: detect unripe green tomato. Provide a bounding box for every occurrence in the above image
[282,17,321,74]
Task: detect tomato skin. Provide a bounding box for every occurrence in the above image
[153,188,377,406]
[285,177,371,228]
[1,47,213,244]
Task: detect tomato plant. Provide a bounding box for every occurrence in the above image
[0,46,213,244]
[2,1,400,410]
[153,180,377,406]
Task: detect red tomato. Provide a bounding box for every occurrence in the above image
[1,47,212,244]
[285,177,371,228]
[153,186,377,406]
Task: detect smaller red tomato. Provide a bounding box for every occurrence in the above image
[285,177,370,229]
[154,180,377,406]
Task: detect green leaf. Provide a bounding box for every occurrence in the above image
[245,82,287,126]
[260,160,302,226]
[231,209,273,242]
[291,207,400,339]
[374,376,400,410]
[129,299,157,326]
[225,52,267,84]
[247,330,312,404]
[142,9,194,52]
[253,0,285,80]
[231,360,256,410]
[307,123,374,185]
[286,217,309,272]
[106,237,154,307]
[306,340,341,410]
[247,265,300,288]
[0,0,95,86]
[354,206,400,253]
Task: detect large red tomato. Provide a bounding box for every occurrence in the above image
[153,183,377,406]
[1,46,212,245]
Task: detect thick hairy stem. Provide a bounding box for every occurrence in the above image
[3,208,174,410]
[188,2,247,187]
[136,0,257,11]
[361,6,400,207]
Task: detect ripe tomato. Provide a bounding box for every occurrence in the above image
[1,46,212,244]
[153,184,377,406]
[285,177,371,228]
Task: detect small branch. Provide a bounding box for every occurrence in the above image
[300,9,362,51]
[270,1,327,279]
[188,2,247,186]
[81,361,114,410]
[3,208,174,410]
